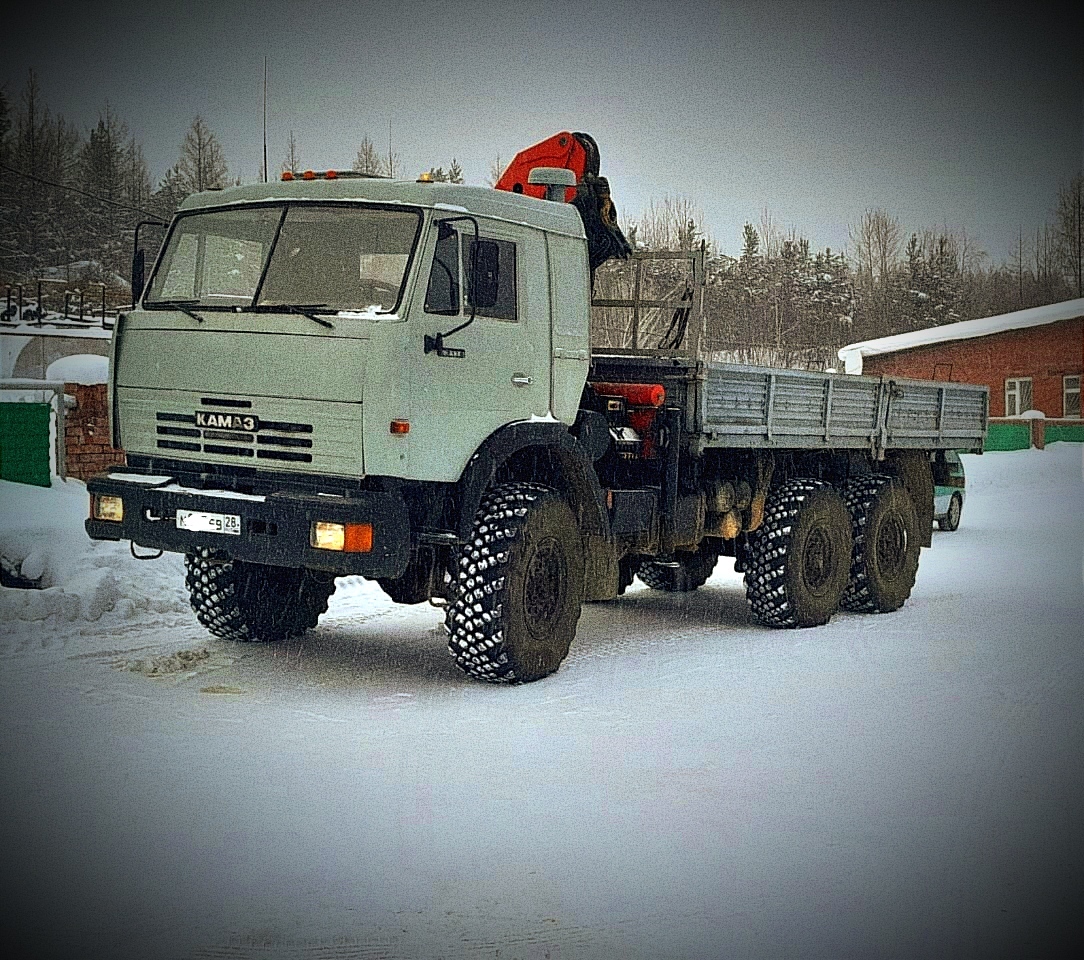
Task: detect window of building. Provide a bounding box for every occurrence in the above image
[1065,375,1081,418]
[1005,377,1033,417]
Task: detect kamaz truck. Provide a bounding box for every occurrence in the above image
[86,133,988,683]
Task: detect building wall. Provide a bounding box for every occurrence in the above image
[64,383,125,480]
[861,317,1084,418]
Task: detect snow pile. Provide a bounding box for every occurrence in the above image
[45,353,109,384]
[0,478,189,630]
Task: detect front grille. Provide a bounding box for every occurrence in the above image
[155,409,314,463]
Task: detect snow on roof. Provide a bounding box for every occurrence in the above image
[837,298,1084,374]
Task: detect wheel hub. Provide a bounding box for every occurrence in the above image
[801,525,835,592]
[877,514,908,576]
[524,537,566,632]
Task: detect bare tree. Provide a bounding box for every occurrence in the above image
[849,208,904,336]
[632,195,708,251]
[178,116,227,192]
[487,153,506,187]
[282,130,301,176]
[351,135,382,175]
[1056,172,1083,297]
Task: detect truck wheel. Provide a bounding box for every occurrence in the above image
[939,493,962,532]
[841,476,920,613]
[446,482,584,683]
[638,541,720,592]
[184,551,336,642]
[744,479,852,628]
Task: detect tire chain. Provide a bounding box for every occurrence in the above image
[445,482,553,683]
[183,549,334,642]
[840,474,895,612]
[743,478,831,628]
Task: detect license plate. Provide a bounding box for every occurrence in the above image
[176,508,242,535]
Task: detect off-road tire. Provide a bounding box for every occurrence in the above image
[841,475,920,613]
[939,493,962,532]
[743,479,852,628]
[184,551,336,642]
[638,541,720,592]
[446,482,584,683]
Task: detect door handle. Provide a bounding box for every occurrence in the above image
[511,375,534,387]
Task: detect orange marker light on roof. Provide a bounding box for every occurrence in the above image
[281,171,295,181]
[302,169,315,180]
[325,169,337,179]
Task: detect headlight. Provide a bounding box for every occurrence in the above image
[310,521,372,553]
[92,494,124,522]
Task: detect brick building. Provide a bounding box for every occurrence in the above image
[838,299,1084,420]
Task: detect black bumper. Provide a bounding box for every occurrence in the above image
[85,471,411,577]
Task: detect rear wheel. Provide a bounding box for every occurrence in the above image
[744,479,852,628]
[446,483,584,683]
[638,541,720,592]
[842,476,920,612]
[184,551,336,642]
[939,493,962,532]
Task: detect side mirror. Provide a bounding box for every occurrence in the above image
[470,240,500,310]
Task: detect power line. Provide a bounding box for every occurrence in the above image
[0,161,162,220]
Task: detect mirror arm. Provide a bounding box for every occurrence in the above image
[425,215,480,355]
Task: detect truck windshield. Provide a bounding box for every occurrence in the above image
[144,204,421,314]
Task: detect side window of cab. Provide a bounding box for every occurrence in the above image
[424,222,461,316]
[467,238,517,321]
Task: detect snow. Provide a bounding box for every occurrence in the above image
[45,353,109,385]
[837,297,1084,374]
[1,445,1082,958]
[0,478,190,626]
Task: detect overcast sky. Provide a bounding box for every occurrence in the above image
[4,0,1082,264]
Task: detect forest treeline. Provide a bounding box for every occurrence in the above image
[1,71,1080,362]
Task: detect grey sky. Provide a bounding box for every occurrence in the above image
[4,0,1082,264]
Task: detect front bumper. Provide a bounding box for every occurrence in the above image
[85,470,411,577]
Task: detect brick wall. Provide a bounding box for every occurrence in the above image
[64,383,125,480]
[861,316,1084,417]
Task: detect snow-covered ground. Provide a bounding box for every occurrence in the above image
[1,446,1082,959]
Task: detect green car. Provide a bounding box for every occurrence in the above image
[932,450,966,531]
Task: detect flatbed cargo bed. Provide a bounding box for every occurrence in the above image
[590,354,988,457]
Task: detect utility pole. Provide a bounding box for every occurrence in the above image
[263,57,268,184]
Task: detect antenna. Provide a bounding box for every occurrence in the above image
[262,56,268,184]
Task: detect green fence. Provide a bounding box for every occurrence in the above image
[0,402,52,486]
[985,421,1031,451]
[1045,423,1084,444]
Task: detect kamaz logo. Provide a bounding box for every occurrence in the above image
[196,411,259,431]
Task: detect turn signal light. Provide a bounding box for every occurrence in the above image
[310,521,373,553]
[92,494,124,522]
[390,419,410,434]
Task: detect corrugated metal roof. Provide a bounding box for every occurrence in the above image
[838,298,1084,374]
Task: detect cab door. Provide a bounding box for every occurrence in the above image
[409,217,550,483]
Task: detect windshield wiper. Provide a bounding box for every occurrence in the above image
[250,303,334,329]
[146,299,204,323]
